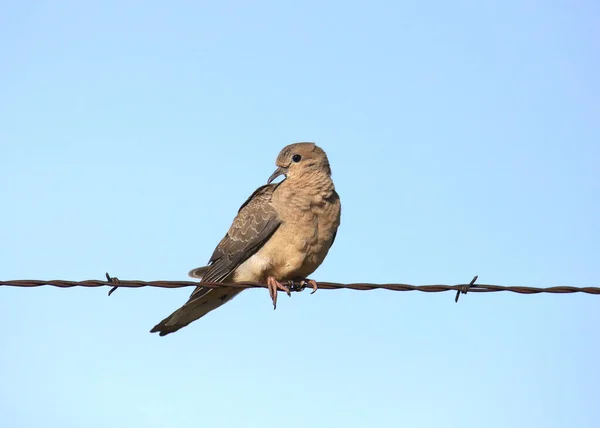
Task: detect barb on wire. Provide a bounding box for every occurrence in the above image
[455,275,478,302]
[1,274,599,303]
[106,272,120,296]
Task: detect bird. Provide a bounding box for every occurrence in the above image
[150,142,341,336]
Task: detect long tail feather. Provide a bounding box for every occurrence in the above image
[150,287,242,336]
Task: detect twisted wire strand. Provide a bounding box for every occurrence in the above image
[1,275,598,303]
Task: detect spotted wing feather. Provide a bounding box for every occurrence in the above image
[187,184,281,300]
[150,184,281,336]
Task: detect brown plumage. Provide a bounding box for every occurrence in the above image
[150,142,341,336]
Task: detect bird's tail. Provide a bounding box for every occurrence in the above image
[150,286,242,336]
[150,266,242,336]
[150,287,242,336]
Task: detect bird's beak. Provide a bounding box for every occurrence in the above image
[267,166,287,184]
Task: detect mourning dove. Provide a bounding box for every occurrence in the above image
[150,142,341,336]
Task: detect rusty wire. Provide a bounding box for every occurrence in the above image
[1,274,599,303]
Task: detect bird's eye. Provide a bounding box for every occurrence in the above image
[292,154,302,163]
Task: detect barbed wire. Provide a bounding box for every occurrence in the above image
[1,273,599,303]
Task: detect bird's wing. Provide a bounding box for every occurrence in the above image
[150,184,281,336]
[187,183,281,301]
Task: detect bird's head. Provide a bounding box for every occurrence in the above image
[267,142,332,184]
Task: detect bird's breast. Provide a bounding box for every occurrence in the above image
[250,194,340,281]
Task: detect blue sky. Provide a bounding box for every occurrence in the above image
[1,1,599,427]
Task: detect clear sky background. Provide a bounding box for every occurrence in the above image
[1,1,599,427]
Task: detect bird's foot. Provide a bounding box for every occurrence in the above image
[267,276,291,310]
[288,278,318,294]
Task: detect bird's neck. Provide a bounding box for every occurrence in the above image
[283,170,335,198]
